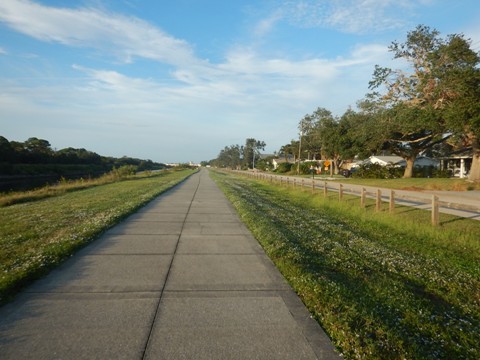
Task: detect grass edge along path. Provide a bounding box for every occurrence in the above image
[0,169,196,305]
[210,170,480,360]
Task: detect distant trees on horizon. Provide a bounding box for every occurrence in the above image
[0,135,166,176]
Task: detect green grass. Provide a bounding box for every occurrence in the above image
[326,176,480,191]
[211,170,480,359]
[0,169,195,304]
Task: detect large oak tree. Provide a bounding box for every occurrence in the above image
[369,25,480,179]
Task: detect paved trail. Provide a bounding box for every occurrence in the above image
[0,169,339,359]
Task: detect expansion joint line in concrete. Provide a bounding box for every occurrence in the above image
[140,173,202,360]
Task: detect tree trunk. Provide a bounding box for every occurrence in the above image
[403,157,415,178]
[468,137,480,182]
[333,156,341,175]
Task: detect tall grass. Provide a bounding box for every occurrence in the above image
[0,169,195,304]
[211,170,480,359]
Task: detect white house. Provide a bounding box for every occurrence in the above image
[353,155,439,168]
[439,150,473,178]
[367,155,404,166]
[272,155,295,170]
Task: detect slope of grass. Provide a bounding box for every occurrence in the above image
[212,170,480,359]
[0,169,195,304]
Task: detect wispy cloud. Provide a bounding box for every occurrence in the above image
[0,0,396,160]
[253,9,283,37]
[0,1,388,84]
[0,0,196,65]
[268,0,422,34]
[0,0,393,114]
[0,46,7,55]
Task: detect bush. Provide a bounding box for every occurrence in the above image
[275,162,293,173]
[352,163,403,179]
[412,165,442,178]
[299,161,320,175]
[430,168,452,178]
[111,165,137,178]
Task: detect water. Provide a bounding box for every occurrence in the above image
[0,174,101,193]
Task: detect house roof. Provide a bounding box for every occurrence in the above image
[438,148,473,159]
[358,155,439,167]
[366,156,404,165]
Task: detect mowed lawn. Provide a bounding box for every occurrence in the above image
[329,176,480,191]
[0,169,195,304]
[212,170,480,360]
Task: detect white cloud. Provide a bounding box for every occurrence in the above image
[0,47,7,54]
[277,0,421,34]
[253,10,283,37]
[0,0,398,161]
[0,0,196,65]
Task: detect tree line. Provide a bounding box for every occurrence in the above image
[208,138,267,170]
[213,25,480,181]
[0,136,166,176]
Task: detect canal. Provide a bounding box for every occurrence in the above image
[0,173,104,193]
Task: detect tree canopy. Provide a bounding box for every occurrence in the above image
[368,25,480,178]
[212,138,266,170]
[210,25,480,180]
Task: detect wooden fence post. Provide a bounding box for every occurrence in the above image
[432,195,439,226]
[323,182,328,197]
[312,179,315,194]
[376,189,382,212]
[360,188,366,208]
[389,190,395,213]
[339,184,343,201]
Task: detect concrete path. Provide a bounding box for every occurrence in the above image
[0,169,339,359]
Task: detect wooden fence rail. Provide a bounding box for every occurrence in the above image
[232,170,480,226]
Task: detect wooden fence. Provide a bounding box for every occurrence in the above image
[232,171,480,226]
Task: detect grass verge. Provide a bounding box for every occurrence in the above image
[211,170,480,359]
[326,177,480,191]
[0,169,195,304]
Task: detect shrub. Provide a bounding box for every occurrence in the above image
[275,162,293,173]
[111,165,137,178]
[430,168,452,178]
[352,163,403,179]
[299,161,320,175]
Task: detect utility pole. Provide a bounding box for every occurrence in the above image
[297,118,308,175]
[252,147,255,169]
[297,131,302,174]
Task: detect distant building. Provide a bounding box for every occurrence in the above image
[438,149,473,178]
[366,155,404,166]
[353,155,439,168]
[272,155,295,170]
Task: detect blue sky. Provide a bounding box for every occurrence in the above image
[1,0,479,163]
